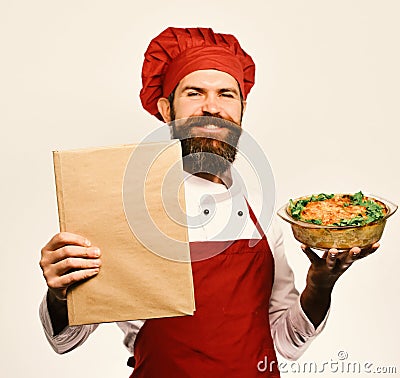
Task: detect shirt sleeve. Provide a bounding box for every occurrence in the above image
[267,218,329,361]
[39,293,98,354]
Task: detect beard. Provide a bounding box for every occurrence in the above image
[169,115,242,178]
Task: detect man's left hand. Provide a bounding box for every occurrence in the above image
[302,242,380,290]
[299,242,380,328]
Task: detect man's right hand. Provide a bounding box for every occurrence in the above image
[40,232,101,301]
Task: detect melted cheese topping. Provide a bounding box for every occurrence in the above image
[300,195,384,225]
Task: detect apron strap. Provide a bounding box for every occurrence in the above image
[244,198,267,239]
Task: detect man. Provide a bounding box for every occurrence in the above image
[39,27,379,377]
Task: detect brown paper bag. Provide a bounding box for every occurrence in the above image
[53,140,195,325]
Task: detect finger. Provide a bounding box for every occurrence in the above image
[40,246,100,276]
[43,232,91,253]
[301,244,320,264]
[55,245,100,264]
[341,247,361,267]
[321,250,329,259]
[53,256,102,276]
[326,248,339,270]
[48,268,100,291]
[368,242,380,254]
[359,242,380,258]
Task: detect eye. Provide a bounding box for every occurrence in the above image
[220,92,235,98]
[187,91,201,97]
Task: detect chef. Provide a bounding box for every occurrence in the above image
[39,27,379,377]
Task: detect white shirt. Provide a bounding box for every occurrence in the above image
[39,172,328,361]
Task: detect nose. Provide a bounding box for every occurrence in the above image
[201,94,220,115]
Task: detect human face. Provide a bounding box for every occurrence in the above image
[170,69,244,126]
[157,69,246,182]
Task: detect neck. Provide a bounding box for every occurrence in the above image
[184,169,233,188]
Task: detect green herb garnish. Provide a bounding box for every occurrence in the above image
[342,191,385,225]
[289,193,334,220]
[307,218,323,225]
[289,191,385,226]
[333,216,365,227]
[350,191,364,205]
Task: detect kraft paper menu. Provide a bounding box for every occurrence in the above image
[53,140,195,325]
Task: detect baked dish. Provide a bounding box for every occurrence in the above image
[289,192,387,227]
[277,192,397,251]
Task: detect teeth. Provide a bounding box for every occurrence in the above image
[204,124,219,129]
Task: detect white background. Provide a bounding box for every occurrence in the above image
[1,1,399,377]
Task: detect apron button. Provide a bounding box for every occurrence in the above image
[238,210,244,216]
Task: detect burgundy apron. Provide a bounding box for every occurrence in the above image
[128,203,280,377]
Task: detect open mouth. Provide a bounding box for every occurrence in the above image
[170,116,242,142]
[196,124,223,132]
[171,116,237,130]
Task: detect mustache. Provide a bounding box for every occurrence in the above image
[170,115,240,131]
[169,116,242,141]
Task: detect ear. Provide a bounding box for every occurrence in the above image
[242,100,247,114]
[157,97,172,123]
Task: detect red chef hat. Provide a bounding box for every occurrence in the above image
[140,27,256,120]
